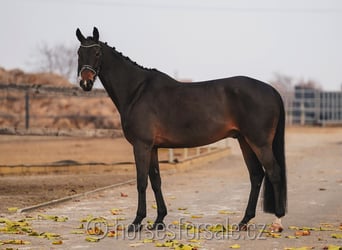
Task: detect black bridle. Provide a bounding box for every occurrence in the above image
[78,43,102,91]
[79,43,102,76]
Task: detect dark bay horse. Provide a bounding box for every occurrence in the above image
[76,27,287,232]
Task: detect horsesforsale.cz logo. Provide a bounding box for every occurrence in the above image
[86,217,109,240]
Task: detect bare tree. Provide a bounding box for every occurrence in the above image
[33,42,78,82]
[296,78,322,90]
[270,73,294,97]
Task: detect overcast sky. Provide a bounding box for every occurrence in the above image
[2,0,342,90]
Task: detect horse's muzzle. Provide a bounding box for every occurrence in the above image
[79,79,94,91]
[79,66,97,91]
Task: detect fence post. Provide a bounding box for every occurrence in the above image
[168,149,174,163]
[25,90,30,129]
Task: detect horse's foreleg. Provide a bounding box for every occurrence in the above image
[148,147,167,230]
[238,137,264,230]
[128,143,151,232]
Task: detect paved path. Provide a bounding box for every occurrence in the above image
[1,128,341,249]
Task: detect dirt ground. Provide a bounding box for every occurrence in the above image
[0,136,136,213]
[0,127,341,249]
[0,135,219,213]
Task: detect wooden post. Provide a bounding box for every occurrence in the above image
[168,149,174,163]
[25,90,30,129]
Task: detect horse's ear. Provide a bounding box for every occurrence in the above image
[76,28,86,43]
[93,27,99,42]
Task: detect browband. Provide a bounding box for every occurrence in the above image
[80,44,101,48]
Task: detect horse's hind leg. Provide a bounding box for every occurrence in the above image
[250,143,285,232]
[238,136,265,229]
[148,147,167,230]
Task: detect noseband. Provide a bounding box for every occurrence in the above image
[80,64,98,76]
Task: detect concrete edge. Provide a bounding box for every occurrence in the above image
[18,179,136,213]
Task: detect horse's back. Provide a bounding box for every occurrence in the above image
[126,74,283,147]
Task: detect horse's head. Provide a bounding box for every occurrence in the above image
[76,27,102,91]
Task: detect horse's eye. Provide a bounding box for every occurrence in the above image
[95,51,101,57]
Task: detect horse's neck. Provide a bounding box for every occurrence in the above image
[99,47,149,114]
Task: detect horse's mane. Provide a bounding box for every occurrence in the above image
[98,40,156,72]
[113,47,155,72]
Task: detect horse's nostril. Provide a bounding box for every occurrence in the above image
[79,79,94,91]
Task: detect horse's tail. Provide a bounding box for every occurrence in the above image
[263,96,287,215]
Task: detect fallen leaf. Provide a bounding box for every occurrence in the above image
[294,230,310,237]
[80,215,94,222]
[172,220,180,225]
[218,210,236,215]
[268,232,282,238]
[331,233,342,239]
[152,204,158,209]
[178,207,188,211]
[70,230,84,234]
[175,243,199,250]
[143,238,155,243]
[302,226,319,231]
[208,224,226,233]
[191,214,203,219]
[116,224,125,231]
[0,219,32,234]
[7,207,18,213]
[38,214,68,222]
[110,208,123,215]
[285,235,299,239]
[85,236,100,242]
[188,239,201,243]
[129,242,144,247]
[107,230,121,237]
[121,192,128,197]
[52,240,63,245]
[285,247,314,250]
[323,245,342,250]
[0,239,31,245]
[115,217,127,221]
[87,227,104,236]
[39,232,60,240]
[155,240,179,247]
[230,243,241,249]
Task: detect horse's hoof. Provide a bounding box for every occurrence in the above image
[269,222,283,233]
[147,222,165,231]
[127,223,143,232]
[238,223,248,231]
